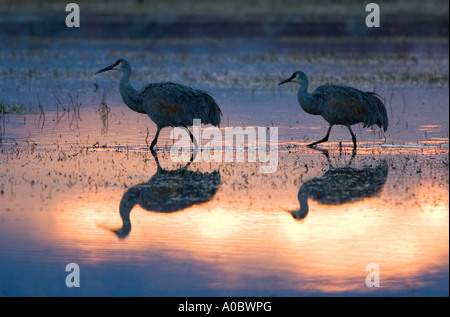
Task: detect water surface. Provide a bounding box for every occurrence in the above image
[0,5,448,296]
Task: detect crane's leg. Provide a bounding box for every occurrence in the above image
[307,124,333,148]
[347,126,357,151]
[181,127,199,163]
[150,148,163,171]
[182,127,198,149]
[149,126,162,151]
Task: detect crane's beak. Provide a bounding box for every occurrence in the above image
[278,75,294,85]
[95,64,115,75]
[282,207,308,220]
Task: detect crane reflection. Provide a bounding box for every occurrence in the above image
[289,149,388,220]
[112,151,221,238]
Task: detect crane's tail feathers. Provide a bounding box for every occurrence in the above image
[367,92,389,132]
[367,91,383,100]
[200,91,223,127]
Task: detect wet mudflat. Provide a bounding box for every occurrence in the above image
[0,2,448,296]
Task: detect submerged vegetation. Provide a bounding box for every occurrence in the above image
[0,102,31,114]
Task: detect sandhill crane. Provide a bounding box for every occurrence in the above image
[95,59,222,150]
[279,71,388,150]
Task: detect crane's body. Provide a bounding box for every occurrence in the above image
[279,71,388,150]
[95,59,222,150]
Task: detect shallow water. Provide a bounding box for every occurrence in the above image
[0,142,448,296]
[0,7,448,296]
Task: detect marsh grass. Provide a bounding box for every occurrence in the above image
[1,101,40,144]
[97,90,111,135]
[51,92,83,131]
[35,95,45,131]
[0,102,29,114]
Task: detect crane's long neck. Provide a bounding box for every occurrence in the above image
[290,186,309,220]
[297,83,321,115]
[298,186,310,218]
[113,188,138,239]
[119,69,146,114]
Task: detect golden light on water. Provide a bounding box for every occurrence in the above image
[1,144,448,294]
[42,172,448,293]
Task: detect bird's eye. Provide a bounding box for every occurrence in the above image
[291,73,296,79]
[114,60,120,66]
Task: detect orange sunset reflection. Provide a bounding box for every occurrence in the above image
[46,170,448,294]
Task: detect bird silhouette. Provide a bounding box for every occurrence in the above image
[112,151,221,238]
[289,150,388,220]
[95,59,222,150]
[279,71,388,151]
